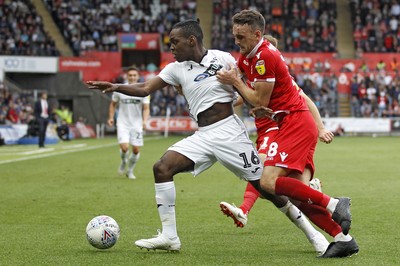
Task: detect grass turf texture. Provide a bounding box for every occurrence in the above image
[0,136,399,265]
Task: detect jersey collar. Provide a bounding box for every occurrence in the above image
[246,39,264,59]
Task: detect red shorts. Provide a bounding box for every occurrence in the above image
[262,111,318,175]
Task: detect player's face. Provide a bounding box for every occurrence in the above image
[169,28,193,62]
[233,24,260,55]
[127,70,140,84]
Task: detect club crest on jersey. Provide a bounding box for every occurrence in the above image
[255,60,265,75]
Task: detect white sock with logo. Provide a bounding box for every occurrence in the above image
[280,201,319,241]
[120,149,128,163]
[155,181,177,239]
[128,152,140,173]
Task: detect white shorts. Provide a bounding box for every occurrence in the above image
[168,115,262,181]
[117,125,143,146]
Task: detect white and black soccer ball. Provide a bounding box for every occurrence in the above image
[86,215,120,249]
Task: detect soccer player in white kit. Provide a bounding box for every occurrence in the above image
[108,67,150,179]
[86,19,326,254]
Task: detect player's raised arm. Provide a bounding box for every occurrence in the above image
[85,76,168,97]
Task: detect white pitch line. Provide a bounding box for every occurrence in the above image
[21,148,55,155]
[61,143,87,149]
[0,143,115,165]
[0,136,162,165]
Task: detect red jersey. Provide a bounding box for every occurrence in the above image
[237,40,308,132]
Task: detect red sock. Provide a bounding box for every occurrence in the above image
[275,177,331,208]
[297,202,342,237]
[240,183,260,215]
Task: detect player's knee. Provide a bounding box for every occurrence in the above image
[153,160,173,182]
[120,144,129,153]
[132,147,140,154]
[260,176,275,194]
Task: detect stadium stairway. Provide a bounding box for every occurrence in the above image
[196,0,213,49]
[338,94,351,117]
[31,0,74,57]
[336,0,355,59]
[335,1,354,117]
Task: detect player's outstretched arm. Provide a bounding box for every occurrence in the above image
[86,77,169,97]
[86,81,117,93]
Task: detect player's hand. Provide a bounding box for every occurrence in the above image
[249,106,274,119]
[107,118,114,127]
[216,64,239,85]
[86,81,118,93]
[318,128,334,144]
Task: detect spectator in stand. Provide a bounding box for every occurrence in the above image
[376,60,386,71]
[390,57,399,72]
[350,95,361,117]
[6,102,19,124]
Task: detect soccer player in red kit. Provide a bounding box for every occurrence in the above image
[217,10,359,258]
[220,35,332,230]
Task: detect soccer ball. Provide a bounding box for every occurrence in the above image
[86,215,120,249]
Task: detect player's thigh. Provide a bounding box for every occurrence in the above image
[214,131,262,181]
[264,112,318,173]
[117,126,130,144]
[168,132,216,176]
[129,128,143,147]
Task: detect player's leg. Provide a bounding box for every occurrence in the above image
[134,150,193,251]
[117,126,130,175]
[213,116,328,255]
[294,168,359,258]
[260,112,352,235]
[126,129,144,179]
[135,131,215,251]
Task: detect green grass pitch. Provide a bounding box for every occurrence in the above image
[0,135,399,265]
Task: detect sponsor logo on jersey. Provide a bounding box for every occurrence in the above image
[255,60,266,75]
[243,60,249,66]
[194,63,223,82]
[121,99,141,104]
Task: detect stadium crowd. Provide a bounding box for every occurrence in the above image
[0,82,35,125]
[1,0,399,121]
[0,0,59,56]
[211,0,337,53]
[43,0,197,56]
[350,0,400,54]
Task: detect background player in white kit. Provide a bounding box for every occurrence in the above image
[108,67,150,179]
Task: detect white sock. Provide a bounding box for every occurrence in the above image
[128,152,140,173]
[279,201,318,241]
[326,198,339,214]
[334,232,352,242]
[120,149,128,163]
[155,181,177,239]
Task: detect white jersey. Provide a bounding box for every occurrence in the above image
[112,92,150,128]
[158,49,236,121]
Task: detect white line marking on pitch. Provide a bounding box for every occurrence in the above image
[0,143,115,165]
[0,137,162,165]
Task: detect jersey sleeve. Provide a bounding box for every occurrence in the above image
[255,46,279,83]
[111,92,119,102]
[158,63,179,87]
[143,95,151,104]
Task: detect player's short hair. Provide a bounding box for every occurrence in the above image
[232,10,265,34]
[127,66,140,74]
[171,19,203,44]
[264,34,278,47]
